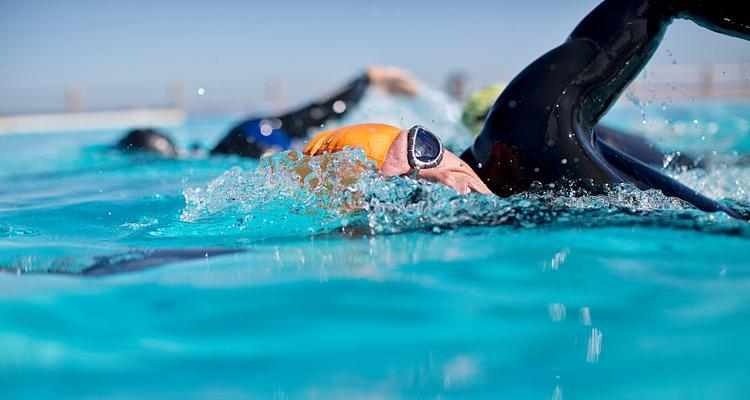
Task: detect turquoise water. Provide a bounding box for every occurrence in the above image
[1,94,750,399]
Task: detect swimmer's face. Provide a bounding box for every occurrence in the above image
[381,130,491,195]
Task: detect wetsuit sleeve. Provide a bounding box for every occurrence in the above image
[594,125,702,169]
[568,0,750,128]
[466,0,750,200]
[210,73,371,157]
[277,73,371,138]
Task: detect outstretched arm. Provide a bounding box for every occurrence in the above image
[466,0,750,197]
[278,66,420,137]
[572,0,750,128]
[277,72,371,138]
[211,67,420,158]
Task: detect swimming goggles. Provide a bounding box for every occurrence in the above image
[406,125,444,178]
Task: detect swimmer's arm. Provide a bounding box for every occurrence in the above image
[276,66,420,138]
[277,73,371,137]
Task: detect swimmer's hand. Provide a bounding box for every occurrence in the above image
[418,162,492,195]
[366,66,420,97]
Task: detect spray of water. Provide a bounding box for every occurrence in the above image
[181,148,748,238]
[180,86,750,238]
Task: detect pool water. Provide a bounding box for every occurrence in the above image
[1,91,749,399]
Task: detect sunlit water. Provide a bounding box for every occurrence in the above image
[1,90,749,399]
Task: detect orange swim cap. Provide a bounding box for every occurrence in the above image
[303,123,402,168]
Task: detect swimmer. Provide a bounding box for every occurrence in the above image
[461,83,508,135]
[117,128,179,157]
[303,0,749,218]
[116,66,419,158]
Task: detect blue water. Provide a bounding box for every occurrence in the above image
[1,92,750,399]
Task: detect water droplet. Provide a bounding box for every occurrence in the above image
[260,123,273,136]
[332,100,346,113]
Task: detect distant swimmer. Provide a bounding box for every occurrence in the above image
[301,0,749,218]
[117,128,179,157]
[115,66,419,158]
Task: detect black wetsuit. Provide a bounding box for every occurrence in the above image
[211,74,371,157]
[462,0,749,217]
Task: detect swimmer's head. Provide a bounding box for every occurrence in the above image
[461,83,506,135]
[304,124,490,194]
[211,118,291,158]
[381,127,491,194]
[117,128,178,157]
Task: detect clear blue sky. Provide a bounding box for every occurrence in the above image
[1,0,749,114]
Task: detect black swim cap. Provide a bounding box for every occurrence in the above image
[117,128,178,157]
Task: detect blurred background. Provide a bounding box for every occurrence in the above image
[1,0,749,133]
